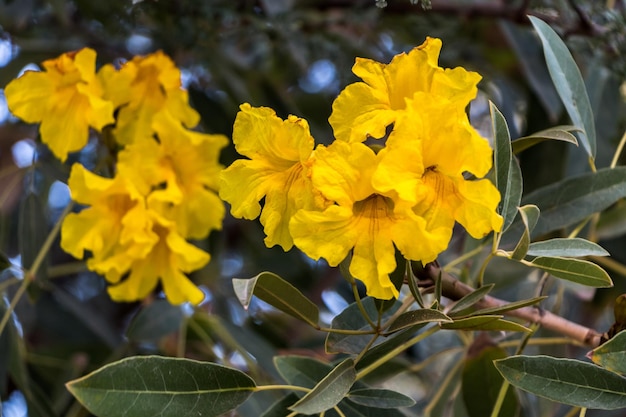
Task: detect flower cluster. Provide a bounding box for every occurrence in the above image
[5,48,227,305]
[220,38,503,300]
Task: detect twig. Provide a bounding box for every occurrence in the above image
[415,262,603,347]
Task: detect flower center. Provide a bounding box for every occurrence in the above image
[353,194,395,220]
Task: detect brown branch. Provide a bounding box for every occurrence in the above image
[416,262,604,348]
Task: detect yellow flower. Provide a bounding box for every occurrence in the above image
[61,164,157,279]
[105,213,209,305]
[374,94,503,239]
[98,51,200,144]
[290,141,452,300]
[117,111,228,239]
[61,163,209,305]
[329,37,481,143]
[4,48,115,161]
[219,103,324,250]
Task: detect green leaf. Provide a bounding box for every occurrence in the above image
[590,330,626,375]
[289,359,356,415]
[441,315,530,332]
[495,355,626,410]
[491,102,523,232]
[325,297,393,354]
[511,205,540,260]
[125,299,184,342]
[386,309,452,334]
[262,394,304,417]
[518,166,626,239]
[462,345,519,417]
[448,284,494,315]
[529,16,596,158]
[471,296,547,316]
[274,356,332,389]
[440,315,501,330]
[66,355,256,417]
[511,125,579,154]
[529,256,612,287]
[348,388,415,408]
[233,272,319,327]
[406,261,425,308]
[356,324,426,373]
[527,238,609,258]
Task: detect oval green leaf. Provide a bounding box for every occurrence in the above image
[463,345,519,417]
[440,315,501,330]
[511,125,579,154]
[511,205,540,260]
[325,297,393,354]
[387,309,452,334]
[66,356,256,417]
[590,330,626,375]
[529,256,612,287]
[289,358,356,415]
[348,388,415,408]
[233,272,319,327]
[448,284,494,315]
[491,102,523,232]
[472,296,547,316]
[518,166,626,239]
[495,355,626,410]
[274,355,332,389]
[527,238,609,258]
[529,16,596,158]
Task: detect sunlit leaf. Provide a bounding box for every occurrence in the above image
[289,359,356,415]
[462,345,518,417]
[590,330,626,375]
[233,272,319,327]
[66,356,256,417]
[495,355,626,410]
[527,238,609,258]
[448,284,494,315]
[386,309,451,334]
[511,125,579,153]
[529,256,612,287]
[348,388,415,408]
[529,16,596,158]
[126,299,184,342]
[491,102,522,232]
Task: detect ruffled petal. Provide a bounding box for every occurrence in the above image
[290,205,356,267]
[233,103,314,163]
[454,179,504,238]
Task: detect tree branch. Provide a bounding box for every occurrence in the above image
[416,262,604,348]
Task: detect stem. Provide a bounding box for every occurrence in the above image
[0,277,29,336]
[416,263,603,347]
[254,385,311,393]
[591,255,626,277]
[610,132,626,168]
[333,405,347,417]
[318,327,377,335]
[350,280,377,330]
[356,325,440,380]
[579,407,587,417]
[0,276,20,293]
[489,380,511,417]
[476,252,495,288]
[443,245,485,272]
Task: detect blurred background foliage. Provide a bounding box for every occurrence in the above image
[0,0,625,416]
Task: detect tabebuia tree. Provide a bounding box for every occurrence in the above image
[1,1,625,416]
